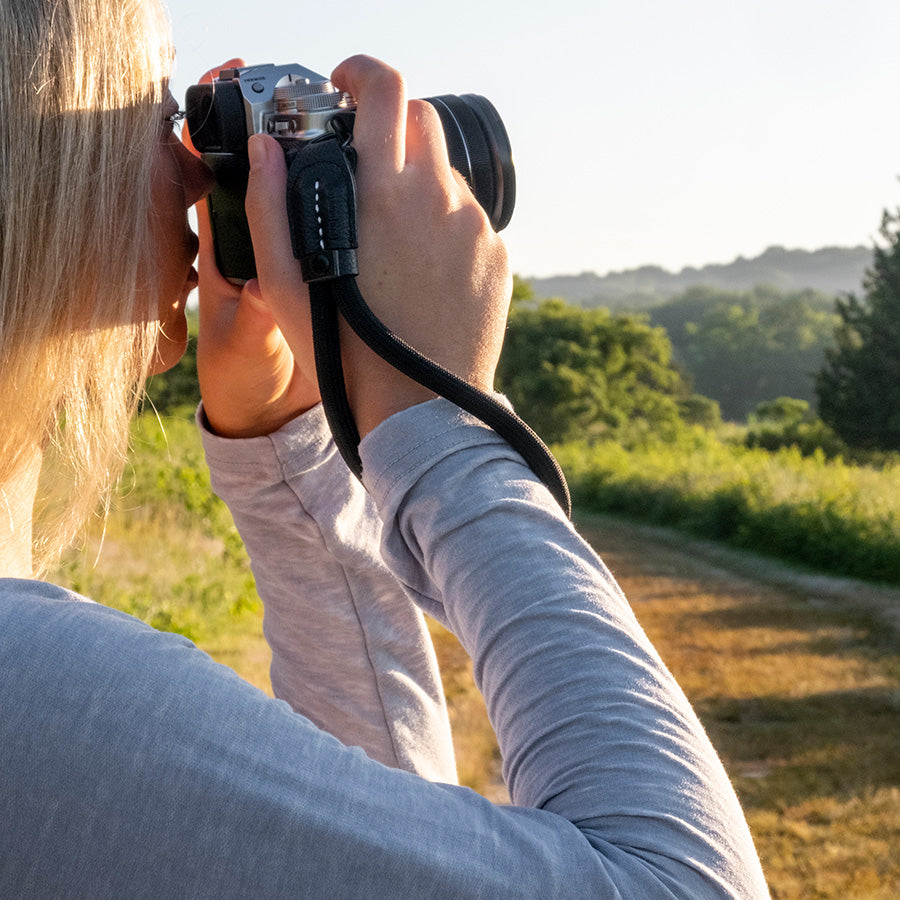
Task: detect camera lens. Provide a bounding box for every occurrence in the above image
[423,94,515,232]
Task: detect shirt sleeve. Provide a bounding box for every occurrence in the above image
[359,398,770,898]
[198,403,457,783]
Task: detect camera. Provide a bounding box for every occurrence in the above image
[185,63,516,282]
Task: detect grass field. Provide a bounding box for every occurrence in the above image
[50,413,900,897]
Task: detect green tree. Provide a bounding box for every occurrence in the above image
[651,285,838,420]
[511,273,535,304]
[496,296,688,444]
[744,397,846,458]
[816,208,900,450]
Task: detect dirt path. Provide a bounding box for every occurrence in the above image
[439,512,900,894]
[578,512,900,633]
[575,513,900,900]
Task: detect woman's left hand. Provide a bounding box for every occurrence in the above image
[188,59,320,438]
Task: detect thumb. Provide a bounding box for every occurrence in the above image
[245,134,305,303]
[244,133,316,373]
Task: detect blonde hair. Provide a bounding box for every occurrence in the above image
[0,0,173,572]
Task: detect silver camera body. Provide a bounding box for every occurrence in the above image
[219,63,355,142]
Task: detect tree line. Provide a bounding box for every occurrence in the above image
[527,245,870,311]
[496,278,839,445]
[148,206,900,456]
[647,284,837,421]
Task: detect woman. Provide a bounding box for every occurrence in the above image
[0,0,770,896]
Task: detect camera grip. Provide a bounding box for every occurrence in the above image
[203,153,255,282]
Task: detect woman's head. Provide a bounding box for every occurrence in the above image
[0,0,199,570]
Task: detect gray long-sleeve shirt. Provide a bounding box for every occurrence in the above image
[200,401,457,782]
[0,399,769,897]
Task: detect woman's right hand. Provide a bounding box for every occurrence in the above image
[242,55,513,438]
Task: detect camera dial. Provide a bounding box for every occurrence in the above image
[266,75,354,140]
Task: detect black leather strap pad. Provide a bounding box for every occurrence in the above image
[285,137,359,283]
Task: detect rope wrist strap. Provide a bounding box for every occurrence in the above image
[285,136,571,517]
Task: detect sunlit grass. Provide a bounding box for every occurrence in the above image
[557,431,900,583]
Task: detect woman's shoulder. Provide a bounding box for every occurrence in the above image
[0,577,96,607]
[0,577,224,703]
[0,577,180,657]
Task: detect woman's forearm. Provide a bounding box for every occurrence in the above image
[361,399,770,898]
[200,403,456,782]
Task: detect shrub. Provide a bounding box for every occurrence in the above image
[556,433,900,583]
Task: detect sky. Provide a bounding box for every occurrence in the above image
[166,0,900,278]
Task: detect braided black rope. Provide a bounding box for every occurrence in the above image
[309,276,571,517]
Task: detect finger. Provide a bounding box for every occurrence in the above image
[244,134,315,360]
[196,202,279,343]
[244,135,304,299]
[404,99,455,177]
[331,55,407,176]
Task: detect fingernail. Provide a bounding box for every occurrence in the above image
[247,134,268,168]
[244,278,265,308]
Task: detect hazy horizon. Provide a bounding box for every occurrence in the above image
[522,241,871,280]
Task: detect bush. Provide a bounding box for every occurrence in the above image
[556,431,900,583]
[743,397,847,458]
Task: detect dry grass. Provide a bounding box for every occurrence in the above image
[577,513,900,900]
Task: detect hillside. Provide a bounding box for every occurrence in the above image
[527,245,872,309]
